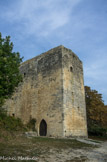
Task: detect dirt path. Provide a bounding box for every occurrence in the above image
[39,141,107,162]
[0,134,107,162]
[86,141,107,162]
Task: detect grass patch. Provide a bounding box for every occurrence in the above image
[0,138,41,162]
[89,136,107,141]
[0,135,95,160]
[66,156,88,162]
[31,137,94,149]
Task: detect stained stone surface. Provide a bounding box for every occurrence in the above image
[4,45,87,137]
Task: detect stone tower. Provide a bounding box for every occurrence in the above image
[5,46,87,137]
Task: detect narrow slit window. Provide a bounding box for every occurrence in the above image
[70,66,73,72]
[12,113,15,117]
[24,73,26,77]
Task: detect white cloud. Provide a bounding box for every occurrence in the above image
[1,0,82,36]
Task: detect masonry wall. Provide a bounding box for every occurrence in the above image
[5,47,64,137]
[62,47,87,137]
[4,46,87,137]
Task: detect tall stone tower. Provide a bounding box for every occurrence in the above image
[5,46,87,137]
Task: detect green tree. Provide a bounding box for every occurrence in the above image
[85,86,107,136]
[0,33,23,107]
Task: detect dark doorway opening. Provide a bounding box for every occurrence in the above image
[39,119,47,136]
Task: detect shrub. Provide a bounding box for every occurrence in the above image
[27,118,36,131]
[0,111,26,131]
[88,126,107,137]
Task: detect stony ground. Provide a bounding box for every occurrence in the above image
[38,138,107,162]
[0,132,107,162]
[41,140,107,162]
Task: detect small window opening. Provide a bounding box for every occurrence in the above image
[12,113,15,117]
[24,73,26,77]
[70,66,73,72]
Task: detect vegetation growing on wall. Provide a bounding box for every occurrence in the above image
[27,118,37,131]
[0,111,26,131]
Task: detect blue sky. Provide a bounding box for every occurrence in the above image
[0,0,107,104]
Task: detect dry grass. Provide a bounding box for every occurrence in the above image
[0,131,95,162]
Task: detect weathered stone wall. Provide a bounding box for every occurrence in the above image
[4,45,87,137]
[62,47,87,137]
[5,47,64,137]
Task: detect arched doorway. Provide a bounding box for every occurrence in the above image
[39,119,47,136]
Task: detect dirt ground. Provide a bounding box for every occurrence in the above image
[38,138,107,162]
[41,141,107,162]
[0,133,107,162]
